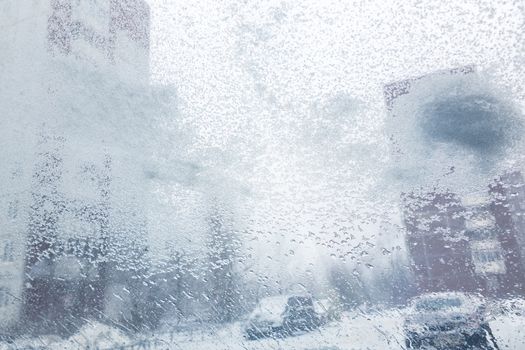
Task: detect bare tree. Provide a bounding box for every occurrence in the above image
[205,203,242,323]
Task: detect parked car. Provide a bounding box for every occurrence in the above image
[244,295,321,340]
[404,292,497,349]
[313,298,341,324]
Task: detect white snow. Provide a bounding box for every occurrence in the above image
[2,305,523,349]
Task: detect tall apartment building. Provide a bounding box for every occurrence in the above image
[386,67,525,297]
[0,0,151,334]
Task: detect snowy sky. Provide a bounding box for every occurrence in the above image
[145,0,525,285]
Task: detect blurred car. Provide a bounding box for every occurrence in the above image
[244,295,321,340]
[313,298,341,324]
[404,292,497,349]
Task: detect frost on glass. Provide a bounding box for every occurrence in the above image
[1,0,525,349]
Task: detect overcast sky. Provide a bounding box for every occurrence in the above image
[145,0,525,285]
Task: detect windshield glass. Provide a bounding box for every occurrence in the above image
[1,0,525,349]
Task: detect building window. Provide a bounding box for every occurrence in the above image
[2,241,14,262]
[471,243,506,275]
[8,200,18,219]
[473,250,502,263]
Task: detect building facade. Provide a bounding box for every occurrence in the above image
[401,178,525,297]
[463,192,508,295]
[489,171,525,293]
[386,67,525,297]
[402,191,480,293]
[0,178,30,333]
[0,0,152,335]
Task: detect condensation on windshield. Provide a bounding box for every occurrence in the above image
[1,0,525,349]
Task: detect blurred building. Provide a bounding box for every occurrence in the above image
[23,135,114,333]
[488,171,525,293]
[387,67,525,297]
[47,0,150,82]
[0,172,31,333]
[0,0,151,335]
[401,178,525,297]
[463,192,508,295]
[402,191,480,293]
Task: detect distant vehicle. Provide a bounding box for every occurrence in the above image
[404,292,498,349]
[244,295,321,340]
[313,298,341,324]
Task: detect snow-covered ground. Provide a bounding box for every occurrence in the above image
[161,311,524,350]
[3,306,524,350]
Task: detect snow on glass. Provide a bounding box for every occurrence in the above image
[1,0,525,349]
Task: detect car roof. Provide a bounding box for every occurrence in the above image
[412,292,481,300]
[258,295,291,308]
[249,294,313,317]
[410,292,483,309]
[248,296,289,320]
